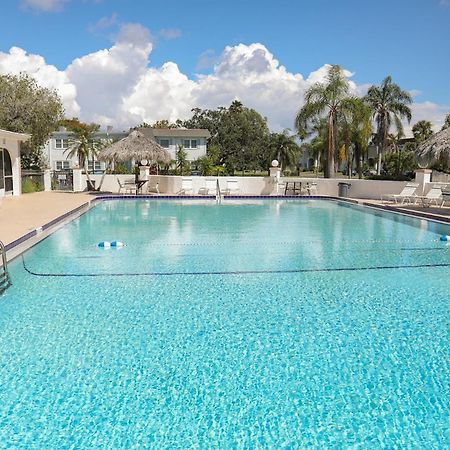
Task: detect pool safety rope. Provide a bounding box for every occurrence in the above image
[21,255,450,278]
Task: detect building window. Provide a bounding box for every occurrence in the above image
[88,161,102,171]
[55,138,69,149]
[183,139,198,149]
[55,161,70,170]
[159,139,170,148]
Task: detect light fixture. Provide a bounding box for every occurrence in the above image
[140,159,148,166]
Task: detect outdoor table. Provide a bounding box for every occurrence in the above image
[284,181,303,195]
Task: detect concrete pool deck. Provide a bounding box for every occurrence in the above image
[0,192,92,246]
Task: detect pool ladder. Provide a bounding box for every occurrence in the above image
[0,241,11,295]
[216,178,222,204]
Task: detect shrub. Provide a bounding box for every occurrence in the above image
[22,177,43,193]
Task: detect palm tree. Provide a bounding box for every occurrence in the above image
[65,124,103,189]
[364,76,412,174]
[412,120,433,143]
[295,65,353,178]
[269,129,300,171]
[340,98,373,178]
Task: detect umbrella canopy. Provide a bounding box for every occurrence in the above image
[416,127,450,163]
[98,130,172,164]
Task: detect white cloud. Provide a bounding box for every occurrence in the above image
[0,46,79,116]
[88,13,118,35]
[409,101,450,132]
[20,0,69,12]
[0,32,447,133]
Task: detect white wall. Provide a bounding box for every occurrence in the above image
[79,174,414,199]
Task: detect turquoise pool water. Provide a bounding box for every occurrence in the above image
[0,199,449,448]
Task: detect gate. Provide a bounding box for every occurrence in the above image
[52,170,73,191]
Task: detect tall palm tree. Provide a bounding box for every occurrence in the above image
[295,65,353,178]
[364,76,412,174]
[412,120,433,143]
[65,125,103,189]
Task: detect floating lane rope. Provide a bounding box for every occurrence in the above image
[21,256,450,278]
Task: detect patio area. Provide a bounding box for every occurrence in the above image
[0,191,92,246]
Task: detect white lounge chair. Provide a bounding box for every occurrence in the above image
[199,178,217,195]
[117,178,137,195]
[177,177,194,195]
[441,187,450,207]
[381,183,419,204]
[225,179,240,195]
[416,184,446,207]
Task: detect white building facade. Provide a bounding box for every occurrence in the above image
[42,128,127,172]
[43,127,210,171]
[139,128,210,163]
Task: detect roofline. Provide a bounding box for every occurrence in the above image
[0,129,31,141]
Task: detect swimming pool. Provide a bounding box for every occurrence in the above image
[1,199,449,448]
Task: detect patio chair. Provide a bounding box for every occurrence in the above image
[305,181,318,195]
[441,187,450,207]
[117,178,138,195]
[199,178,217,195]
[381,183,419,204]
[225,179,240,195]
[177,177,194,195]
[415,184,446,207]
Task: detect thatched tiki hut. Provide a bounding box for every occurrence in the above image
[98,130,172,166]
[417,127,450,170]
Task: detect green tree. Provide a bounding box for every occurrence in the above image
[382,151,417,178]
[175,145,189,175]
[182,101,269,174]
[412,120,433,143]
[364,76,412,175]
[151,119,179,129]
[64,122,102,189]
[295,65,354,178]
[268,130,300,171]
[340,98,373,178]
[0,73,64,168]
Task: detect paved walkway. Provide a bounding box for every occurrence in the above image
[0,192,92,246]
[360,199,450,223]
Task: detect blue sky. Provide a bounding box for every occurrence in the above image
[1,0,449,130]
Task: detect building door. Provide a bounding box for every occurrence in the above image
[0,149,13,194]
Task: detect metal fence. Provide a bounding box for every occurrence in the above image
[52,170,74,191]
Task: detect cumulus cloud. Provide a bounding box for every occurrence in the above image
[0,46,80,116]
[0,31,447,132]
[20,0,69,12]
[65,23,152,125]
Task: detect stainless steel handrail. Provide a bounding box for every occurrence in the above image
[0,240,11,293]
[216,178,222,204]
